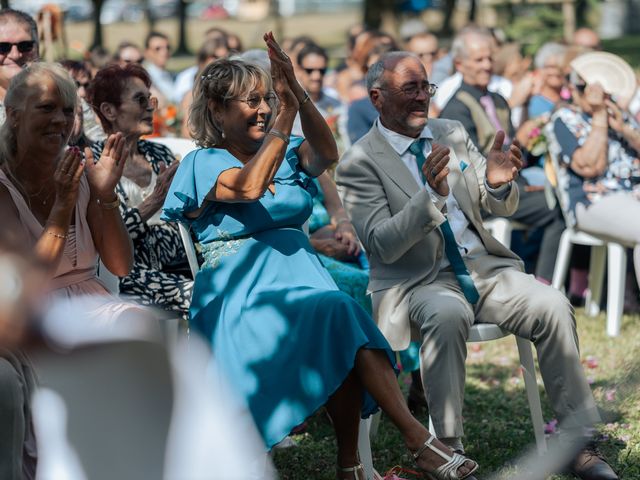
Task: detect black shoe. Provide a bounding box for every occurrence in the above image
[569,442,618,480]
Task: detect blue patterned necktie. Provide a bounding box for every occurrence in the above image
[409,139,480,304]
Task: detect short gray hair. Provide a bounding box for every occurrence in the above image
[534,42,568,70]
[451,26,492,60]
[189,58,273,148]
[366,51,416,91]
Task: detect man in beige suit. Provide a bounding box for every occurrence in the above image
[335,52,617,480]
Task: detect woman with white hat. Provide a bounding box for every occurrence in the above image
[546,51,640,293]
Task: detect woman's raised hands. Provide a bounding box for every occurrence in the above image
[263,31,303,111]
[53,146,85,211]
[84,132,128,200]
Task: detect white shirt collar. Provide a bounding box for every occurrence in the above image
[376,119,434,156]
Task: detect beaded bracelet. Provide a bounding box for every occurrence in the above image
[47,230,67,240]
[267,129,290,145]
[97,197,120,210]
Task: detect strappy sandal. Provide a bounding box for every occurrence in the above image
[337,463,365,480]
[412,436,479,480]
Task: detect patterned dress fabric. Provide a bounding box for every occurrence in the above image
[162,136,395,449]
[546,104,640,226]
[91,140,193,317]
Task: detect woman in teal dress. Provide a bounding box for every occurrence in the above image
[163,32,478,480]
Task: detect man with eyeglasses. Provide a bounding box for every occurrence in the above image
[336,51,618,480]
[0,9,39,125]
[143,31,177,104]
[292,44,344,138]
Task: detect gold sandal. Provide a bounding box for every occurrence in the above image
[412,436,478,480]
[337,463,365,480]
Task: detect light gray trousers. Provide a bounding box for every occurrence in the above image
[576,191,640,290]
[408,257,601,438]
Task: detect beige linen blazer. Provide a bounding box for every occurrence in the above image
[335,118,524,350]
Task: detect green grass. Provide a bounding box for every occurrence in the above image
[273,309,640,479]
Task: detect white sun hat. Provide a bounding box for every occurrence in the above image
[570,51,638,109]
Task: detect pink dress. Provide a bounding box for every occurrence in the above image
[0,169,136,321]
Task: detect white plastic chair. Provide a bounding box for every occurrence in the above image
[482,217,528,249]
[423,323,547,456]
[544,147,627,337]
[551,229,627,337]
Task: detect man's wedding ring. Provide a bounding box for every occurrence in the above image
[430,169,437,178]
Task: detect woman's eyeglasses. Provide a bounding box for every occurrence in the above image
[0,40,36,55]
[232,93,277,109]
[131,94,158,110]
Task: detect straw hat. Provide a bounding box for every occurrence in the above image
[570,51,638,108]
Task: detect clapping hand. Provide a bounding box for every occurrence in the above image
[423,143,451,197]
[263,31,303,111]
[485,131,523,188]
[53,146,85,211]
[84,132,128,200]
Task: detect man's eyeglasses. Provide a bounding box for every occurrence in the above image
[381,82,438,98]
[302,67,327,76]
[131,94,158,110]
[121,58,143,65]
[75,80,90,89]
[231,93,277,109]
[0,40,36,55]
[574,83,587,94]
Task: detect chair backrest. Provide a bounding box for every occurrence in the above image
[178,223,201,277]
[149,137,197,162]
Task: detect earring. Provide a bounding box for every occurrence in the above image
[221,130,226,139]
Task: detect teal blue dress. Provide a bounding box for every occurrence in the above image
[162,136,395,449]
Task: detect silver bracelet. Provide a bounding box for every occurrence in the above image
[267,129,290,145]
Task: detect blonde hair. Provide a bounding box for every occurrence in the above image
[0,62,78,192]
[189,57,273,148]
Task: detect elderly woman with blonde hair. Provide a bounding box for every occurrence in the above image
[0,62,135,319]
[163,32,478,480]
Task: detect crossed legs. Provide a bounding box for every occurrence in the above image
[326,348,477,479]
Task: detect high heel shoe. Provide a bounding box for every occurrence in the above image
[412,436,478,480]
[337,463,365,480]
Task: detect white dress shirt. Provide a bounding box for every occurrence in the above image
[376,120,511,268]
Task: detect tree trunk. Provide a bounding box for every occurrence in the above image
[363,0,395,29]
[175,0,190,55]
[0,0,10,9]
[144,0,156,30]
[91,0,105,49]
[468,0,477,22]
[440,0,456,35]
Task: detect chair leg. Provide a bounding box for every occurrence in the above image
[515,336,547,455]
[606,244,626,337]
[586,245,606,317]
[368,411,381,440]
[358,418,374,479]
[552,230,573,291]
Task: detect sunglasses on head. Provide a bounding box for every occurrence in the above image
[302,67,327,76]
[0,40,36,55]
